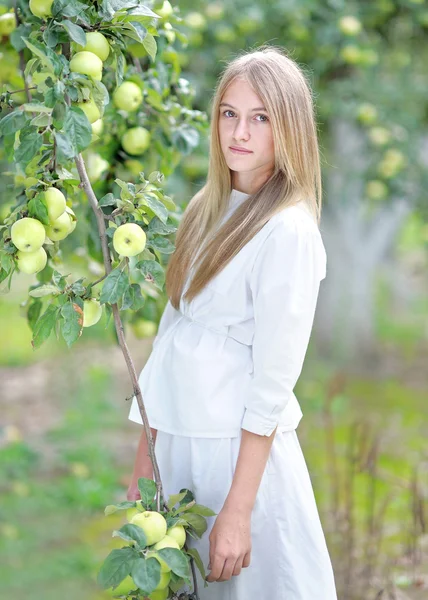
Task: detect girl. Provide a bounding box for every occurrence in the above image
[127,45,338,600]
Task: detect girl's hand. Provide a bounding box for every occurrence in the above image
[206,506,252,582]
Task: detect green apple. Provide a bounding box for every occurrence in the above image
[368,127,391,146]
[356,103,377,125]
[65,207,77,232]
[74,97,101,124]
[130,511,167,546]
[121,126,151,156]
[186,11,207,30]
[205,3,224,20]
[156,0,173,19]
[0,12,16,36]
[148,587,169,600]
[70,51,103,81]
[166,524,186,549]
[83,299,103,327]
[128,42,146,58]
[132,319,157,339]
[214,25,235,43]
[150,534,180,573]
[29,0,54,19]
[340,44,363,64]
[153,570,171,591]
[107,575,136,597]
[16,247,47,274]
[113,223,146,257]
[75,31,110,62]
[164,22,176,44]
[366,180,388,201]
[45,211,73,241]
[124,159,144,177]
[148,589,169,600]
[11,217,46,252]
[44,187,66,222]
[91,119,103,135]
[86,153,109,182]
[126,499,144,522]
[113,81,143,112]
[338,16,362,36]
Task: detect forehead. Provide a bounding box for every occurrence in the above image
[221,78,264,104]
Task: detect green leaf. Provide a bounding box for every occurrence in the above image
[167,492,188,508]
[28,300,43,331]
[121,283,145,311]
[15,128,43,168]
[63,106,93,153]
[134,259,165,291]
[131,557,161,594]
[171,124,200,155]
[181,513,207,538]
[99,193,117,207]
[60,300,83,348]
[29,285,59,298]
[54,131,75,162]
[0,110,29,137]
[186,503,217,517]
[186,547,207,583]
[112,524,147,548]
[142,32,157,61]
[148,235,175,255]
[60,20,87,45]
[140,193,168,224]
[32,304,60,349]
[97,547,138,590]
[157,548,190,579]
[52,0,90,19]
[137,477,157,507]
[104,501,137,516]
[27,192,49,225]
[100,269,128,305]
[148,218,177,235]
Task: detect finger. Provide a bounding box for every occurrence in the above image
[242,550,251,568]
[206,554,226,583]
[218,557,239,582]
[232,556,244,577]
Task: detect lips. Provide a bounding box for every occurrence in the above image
[229,146,253,154]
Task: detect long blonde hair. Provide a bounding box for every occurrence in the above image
[165,44,322,310]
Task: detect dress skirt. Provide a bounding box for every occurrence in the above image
[154,428,338,600]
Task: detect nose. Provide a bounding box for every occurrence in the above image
[233,118,250,143]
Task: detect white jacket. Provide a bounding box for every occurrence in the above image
[128,189,327,437]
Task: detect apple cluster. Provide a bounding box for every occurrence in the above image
[10,187,76,275]
[108,507,187,599]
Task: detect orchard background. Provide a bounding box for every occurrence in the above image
[0,1,427,599]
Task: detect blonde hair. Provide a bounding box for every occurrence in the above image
[165,44,322,310]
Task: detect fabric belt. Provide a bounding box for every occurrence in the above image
[180,313,253,347]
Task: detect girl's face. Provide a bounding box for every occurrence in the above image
[218,78,275,193]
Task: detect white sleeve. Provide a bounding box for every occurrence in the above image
[241,217,327,437]
[128,298,181,425]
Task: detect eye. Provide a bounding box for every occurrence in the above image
[223,109,235,118]
[256,114,269,122]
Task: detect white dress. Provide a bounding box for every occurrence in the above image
[128,189,338,599]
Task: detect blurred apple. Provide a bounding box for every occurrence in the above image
[366,180,388,200]
[83,299,103,327]
[44,187,67,221]
[356,103,377,125]
[156,0,173,20]
[121,126,151,156]
[132,319,157,339]
[214,25,235,43]
[163,22,176,43]
[91,119,104,136]
[205,3,224,20]
[113,81,143,112]
[340,44,363,64]
[368,127,391,146]
[0,11,16,35]
[338,16,362,36]
[45,211,73,241]
[86,153,109,182]
[185,11,207,30]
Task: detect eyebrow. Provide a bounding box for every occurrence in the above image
[219,102,268,112]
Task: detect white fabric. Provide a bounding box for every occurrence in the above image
[128,189,327,437]
[154,428,338,599]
